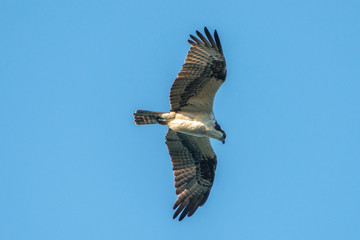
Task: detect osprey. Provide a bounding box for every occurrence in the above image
[134,27,227,221]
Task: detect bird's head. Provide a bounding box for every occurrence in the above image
[221,131,226,144]
[214,121,226,144]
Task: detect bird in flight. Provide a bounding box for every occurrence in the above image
[134,27,227,221]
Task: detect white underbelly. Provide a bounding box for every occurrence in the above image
[168,119,208,137]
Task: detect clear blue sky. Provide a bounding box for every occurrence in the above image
[1,1,359,239]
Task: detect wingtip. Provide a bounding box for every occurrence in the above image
[204,26,210,36]
[213,29,223,55]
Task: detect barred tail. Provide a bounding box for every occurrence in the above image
[133,110,167,125]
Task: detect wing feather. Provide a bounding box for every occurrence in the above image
[195,30,211,47]
[204,27,217,48]
[214,30,223,55]
[170,27,226,113]
[189,34,203,45]
[165,129,217,221]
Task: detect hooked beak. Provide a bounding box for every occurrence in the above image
[221,139,225,144]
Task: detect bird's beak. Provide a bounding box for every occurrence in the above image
[221,139,225,144]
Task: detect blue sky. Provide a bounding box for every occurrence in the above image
[1,0,359,239]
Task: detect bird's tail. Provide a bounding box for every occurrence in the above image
[133,110,168,125]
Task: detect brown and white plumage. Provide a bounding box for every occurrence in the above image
[165,129,217,221]
[133,27,227,221]
[170,27,226,113]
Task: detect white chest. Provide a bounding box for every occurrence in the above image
[167,112,215,137]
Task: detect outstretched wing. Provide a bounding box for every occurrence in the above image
[170,27,226,113]
[165,129,217,221]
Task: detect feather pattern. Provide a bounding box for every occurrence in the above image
[165,129,217,221]
[169,27,226,113]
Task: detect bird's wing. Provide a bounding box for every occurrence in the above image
[169,27,226,113]
[165,129,217,221]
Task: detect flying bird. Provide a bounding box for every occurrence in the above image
[133,27,227,221]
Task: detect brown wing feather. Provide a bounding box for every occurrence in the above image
[169,27,226,113]
[165,129,217,221]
